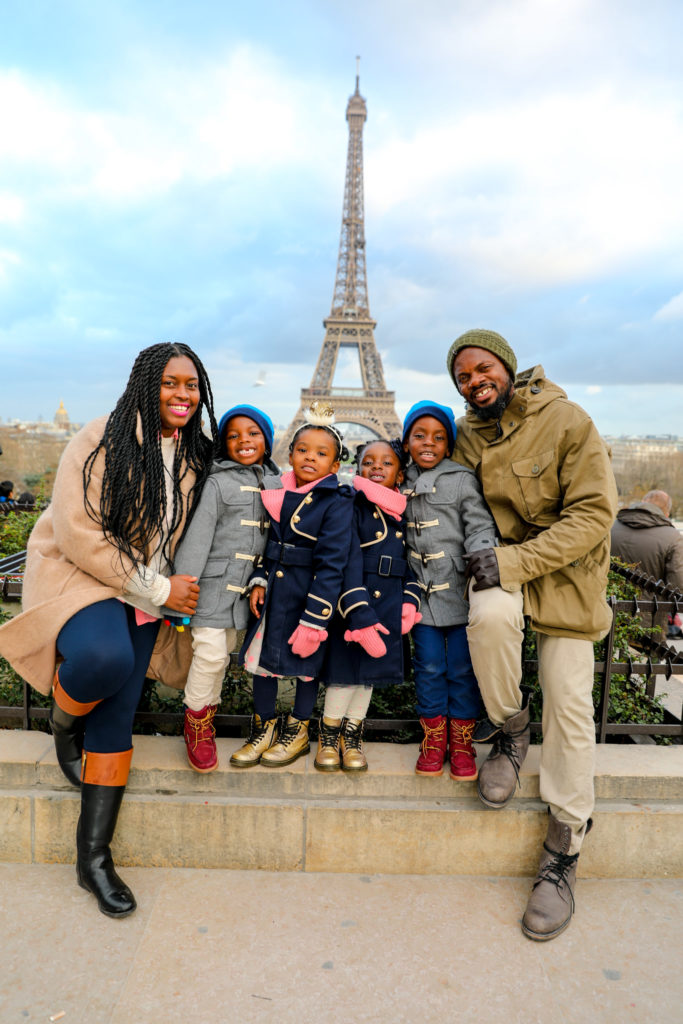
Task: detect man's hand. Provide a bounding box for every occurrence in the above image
[463,548,500,592]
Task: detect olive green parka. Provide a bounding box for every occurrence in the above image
[451,365,618,641]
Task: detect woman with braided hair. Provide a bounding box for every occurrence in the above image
[0,342,218,918]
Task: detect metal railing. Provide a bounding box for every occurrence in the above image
[2,554,682,740]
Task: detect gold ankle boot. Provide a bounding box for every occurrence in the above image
[229,714,278,768]
[260,715,310,767]
[340,717,368,772]
[314,717,342,772]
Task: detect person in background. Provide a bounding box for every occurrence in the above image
[611,490,683,635]
[0,480,15,512]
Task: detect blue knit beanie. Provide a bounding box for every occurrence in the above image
[218,405,274,457]
[402,400,457,454]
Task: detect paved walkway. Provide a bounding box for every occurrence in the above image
[1,864,681,1023]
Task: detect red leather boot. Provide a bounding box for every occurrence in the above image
[415,715,447,776]
[184,704,219,773]
[449,718,477,780]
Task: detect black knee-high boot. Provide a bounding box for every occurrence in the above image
[77,749,136,918]
[50,670,100,789]
[49,702,85,788]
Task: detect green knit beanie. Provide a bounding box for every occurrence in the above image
[447,328,517,384]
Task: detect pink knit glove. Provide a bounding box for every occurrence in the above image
[344,623,390,658]
[288,624,328,658]
[401,603,422,634]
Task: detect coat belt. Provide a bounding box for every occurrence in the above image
[362,553,408,578]
[266,539,313,567]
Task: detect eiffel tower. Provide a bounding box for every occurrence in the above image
[274,64,402,464]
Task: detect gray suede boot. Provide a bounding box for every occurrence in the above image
[522,812,592,941]
[476,699,530,809]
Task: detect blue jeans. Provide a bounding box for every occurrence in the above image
[56,599,160,754]
[412,622,482,719]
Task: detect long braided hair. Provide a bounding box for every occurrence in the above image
[83,342,218,573]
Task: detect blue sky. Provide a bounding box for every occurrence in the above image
[2,0,683,436]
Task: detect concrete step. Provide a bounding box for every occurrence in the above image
[1,731,682,878]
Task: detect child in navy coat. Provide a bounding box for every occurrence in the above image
[234,403,354,768]
[318,439,422,772]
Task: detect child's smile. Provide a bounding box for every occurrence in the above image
[224,416,266,466]
[289,428,340,487]
[359,441,403,489]
[403,416,449,470]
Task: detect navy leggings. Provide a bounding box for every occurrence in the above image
[253,675,318,721]
[56,600,160,754]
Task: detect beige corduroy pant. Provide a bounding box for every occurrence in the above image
[467,586,595,854]
[184,626,237,711]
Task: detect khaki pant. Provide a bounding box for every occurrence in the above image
[185,626,237,711]
[467,586,595,853]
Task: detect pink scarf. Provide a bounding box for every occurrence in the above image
[353,475,406,520]
[260,470,333,523]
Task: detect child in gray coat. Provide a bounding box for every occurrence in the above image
[402,400,497,781]
[169,404,281,772]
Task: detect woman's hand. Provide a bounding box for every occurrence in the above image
[250,585,266,618]
[165,574,200,615]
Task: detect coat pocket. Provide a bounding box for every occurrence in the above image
[510,449,558,521]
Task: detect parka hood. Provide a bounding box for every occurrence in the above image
[616,504,674,530]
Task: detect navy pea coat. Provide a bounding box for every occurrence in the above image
[323,492,421,689]
[240,476,354,678]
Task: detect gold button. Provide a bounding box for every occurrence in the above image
[322,608,331,617]
[395,530,403,537]
[292,515,301,523]
[373,511,379,519]
[373,590,381,598]
[276,570,284,578]
[375,531,383,538]
[304,495,313,504]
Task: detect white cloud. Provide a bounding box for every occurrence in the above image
[366,87,683,288]
[653,291,683,322]
[0,49,324,204]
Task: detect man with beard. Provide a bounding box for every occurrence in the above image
[447,328,617,941]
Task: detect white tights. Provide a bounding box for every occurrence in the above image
[323,684,373,721]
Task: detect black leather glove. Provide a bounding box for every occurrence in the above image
[463,548,500,591]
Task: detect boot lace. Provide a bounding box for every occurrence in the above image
[278,718,303,748]
[420,719,446,755]
[532,849,579,911]
[319,721,341,750]
[245,715,272,749]
[343,720,363,750]
[450,720,474,752]
[491,729,524,786]
[186,707,216,750]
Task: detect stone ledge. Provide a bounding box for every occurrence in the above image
[1,731,682,800]
[2,732,682,877]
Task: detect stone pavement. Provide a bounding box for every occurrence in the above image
[1,863,681,1024]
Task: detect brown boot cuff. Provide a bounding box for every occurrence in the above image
[82,748,133,786]
[53,673,102,717]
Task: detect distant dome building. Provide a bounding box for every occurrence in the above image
[54,400,70,430]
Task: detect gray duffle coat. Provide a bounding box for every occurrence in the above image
[171,456,282,629]
[402,459,497,627]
